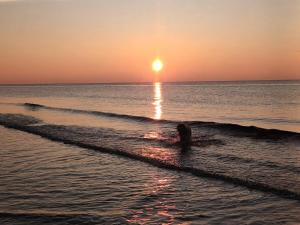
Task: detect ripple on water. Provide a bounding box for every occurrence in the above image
[1,126,300,224]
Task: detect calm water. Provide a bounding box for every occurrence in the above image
[0,80,300,224]
[0,80,300,132]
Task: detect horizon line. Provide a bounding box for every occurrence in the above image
[0,78,299,86]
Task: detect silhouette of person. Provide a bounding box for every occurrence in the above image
[177,123,192,152]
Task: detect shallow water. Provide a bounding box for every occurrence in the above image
[1,126,300,225]
[0,81,300,224]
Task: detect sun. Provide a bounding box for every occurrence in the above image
[152,58,164,73]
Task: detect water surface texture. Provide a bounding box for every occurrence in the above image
[0,80,300,224]
[0,80,300,132]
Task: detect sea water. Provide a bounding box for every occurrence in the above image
[0,80,300,224]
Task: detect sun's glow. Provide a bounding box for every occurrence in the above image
[152,58,164,73]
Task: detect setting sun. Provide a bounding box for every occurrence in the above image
[152,58,164,73]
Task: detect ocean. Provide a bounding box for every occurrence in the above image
[0,80,300,224]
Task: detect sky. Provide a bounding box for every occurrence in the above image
[0,0,299,84]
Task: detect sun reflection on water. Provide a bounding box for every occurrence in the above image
[126,173,185,225]
[153,82,162,120]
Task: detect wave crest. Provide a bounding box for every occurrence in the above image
[20,102,300,140]
[1,113,300,201]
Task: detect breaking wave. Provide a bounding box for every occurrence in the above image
[0,113,300,201]
[21,103,300,140]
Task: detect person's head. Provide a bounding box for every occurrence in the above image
[177,123,186,134]
[177,123,191,142]
[177,123,192,152]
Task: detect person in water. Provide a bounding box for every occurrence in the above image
[177,123,192,151]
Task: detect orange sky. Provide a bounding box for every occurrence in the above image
[0,0,299,84]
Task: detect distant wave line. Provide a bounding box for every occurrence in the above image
[0,101,299,139]
[21,102,300,140]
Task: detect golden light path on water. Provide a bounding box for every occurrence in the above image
[153,82,162,120]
